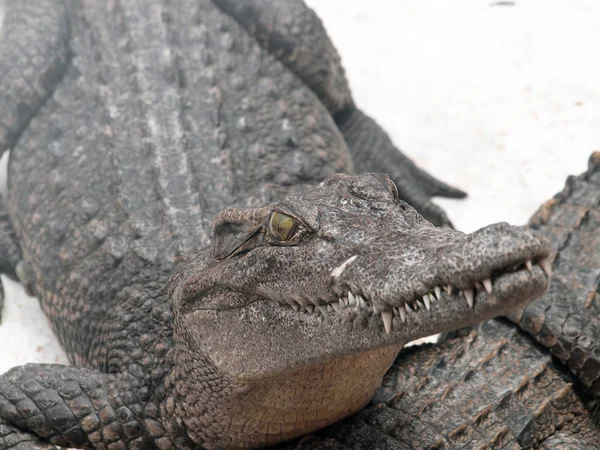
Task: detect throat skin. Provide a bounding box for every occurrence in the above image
[173,342,402,449]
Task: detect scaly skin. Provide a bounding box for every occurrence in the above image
[510,152,600,397]
[0,0,559,448]
[211,0,467,227]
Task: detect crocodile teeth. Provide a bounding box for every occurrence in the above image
[327,304,335,313]
[434,286,442,301]
[398,306,407,323]
[525,260,533,271]
[416,299,425,310]
[333,301,341,311]
[305,305,314,313]
[348,292,357,306]
[423,295,431,311]
[381,311,393,335]
[405,303,413,313]
[539,257,552,278]
[292,303,300,312]
[445,284,453,295]
[482,278,492,294]
[463,289,475,308]
[358,295,368,309]
[318,305,329,317]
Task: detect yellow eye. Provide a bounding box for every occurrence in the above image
[269,212,297,241]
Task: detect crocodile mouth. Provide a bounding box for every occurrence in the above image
[279,256,551,337]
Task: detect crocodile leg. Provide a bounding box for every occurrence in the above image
[509,152,600,400]
[0,363,182,450]
[212,0,466,227]
[334,108,466,227]
[0,418,57,450]
[0,0,71,157]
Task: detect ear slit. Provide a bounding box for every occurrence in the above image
[212,207,271,260]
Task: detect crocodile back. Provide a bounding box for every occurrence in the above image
[6,0,351,370]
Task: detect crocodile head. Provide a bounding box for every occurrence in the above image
[170,173,551,448]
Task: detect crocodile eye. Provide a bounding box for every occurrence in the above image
[269,212,297,242]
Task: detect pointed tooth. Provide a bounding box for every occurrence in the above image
[348,292,356,306]
[539,258,552,278]
[428,293,437,303]
[416,299,425,310]
[327,304,335,313]
[525,260,533,272]
[318,305,329,317]
[305,305,314,313]
[382,311,393,335]
[445,284,453,295]
[292,303,300,312]
[434,287,442,301]
[337,299,344,310]
[463,289,474,308]
[482,278,492,293]
[358,295,368,309]
[399,307,407,322]
[348,292,357,306]
[423,295,431,311]
[405,303,413,312]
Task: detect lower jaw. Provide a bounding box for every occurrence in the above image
[222,343,403,449]
[394,265,549,337]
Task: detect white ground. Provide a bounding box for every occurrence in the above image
[0,1,599,373]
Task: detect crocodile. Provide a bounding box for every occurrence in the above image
[0,0,589,449]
